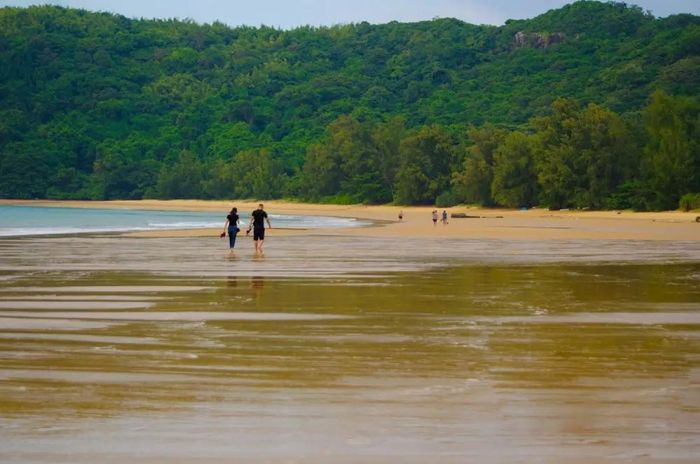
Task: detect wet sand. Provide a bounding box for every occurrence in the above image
[1,202,699,463]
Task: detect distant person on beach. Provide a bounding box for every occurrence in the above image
[442,210,448,225]
[432,210,438,226]
[398,210,403,221]
[222,207,240,254]
[248,203,272,254]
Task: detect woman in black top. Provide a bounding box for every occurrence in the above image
[222,207,240,252]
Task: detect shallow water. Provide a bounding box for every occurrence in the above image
[0,235,699,463]
[0,205,366,237]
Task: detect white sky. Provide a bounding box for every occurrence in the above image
[1,1,698,28]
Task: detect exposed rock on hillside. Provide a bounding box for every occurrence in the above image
[513,31,566,49]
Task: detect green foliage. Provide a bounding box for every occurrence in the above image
[298,115,404,203]
[229,149,286,199]
[329,116,385,203]
[372,116,406,201]
[657,57,700,95]
[532,98,635,209]
[201,159,236,199]
[395,125,455,204]
[151,150,203,199]
[46,167,91,199]
[573,103,635,207]
[452,124,507,205]
[0,146,51,199]
[435,190,459,208]
[642,90,700,209]
[603,180,655,211]
[299,143,343,201]
[491,132,538,208]
[679,193,700,211]
[0,3,698,209]
[92,148,158,200]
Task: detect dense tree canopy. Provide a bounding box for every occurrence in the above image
[0,1,698,209]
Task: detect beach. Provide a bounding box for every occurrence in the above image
[1,200,699,463]
[1,199,699,241]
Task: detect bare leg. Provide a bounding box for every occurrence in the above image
[257,239,264,254]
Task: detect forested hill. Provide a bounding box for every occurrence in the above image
[1,1,699,209]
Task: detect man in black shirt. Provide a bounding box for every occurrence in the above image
[248,203,272,254]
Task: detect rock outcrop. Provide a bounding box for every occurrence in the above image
[513,31,566,49]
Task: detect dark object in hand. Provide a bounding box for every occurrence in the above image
[220,232,226,238]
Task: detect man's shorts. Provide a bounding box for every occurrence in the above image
[253,227,265,241]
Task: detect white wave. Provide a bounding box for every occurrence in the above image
[0,227,142,237]
[147,222,221,228]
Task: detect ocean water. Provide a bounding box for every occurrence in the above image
[0,205,365,237]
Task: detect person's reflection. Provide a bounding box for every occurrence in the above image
[250,275,265,300]
[226,276,239,288]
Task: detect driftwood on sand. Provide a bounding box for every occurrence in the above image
[451,213,504,219]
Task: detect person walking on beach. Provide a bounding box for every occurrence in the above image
[432,210,438,226]
[442,210,449,225]
[249,203,272,254]
[222,207,240,255]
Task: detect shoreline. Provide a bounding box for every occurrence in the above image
[1,199,699,241]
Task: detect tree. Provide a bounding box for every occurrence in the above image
[201,158,235,199]
[152,150,204,199]
[298,115,395,203]
[574,103,634,208]
[532,98,634,209]
[205,122,257,159]
[372,116,406,201]
[229,149,286,199]
[299,143,342,201]
[0,145,50,198]
[330,115,385,203]
[394,125,455,204]
[532,98,580,209]
[92,149,158,200]
[491,131,538,207]
[642,90,700,209]
[452,124,507,205]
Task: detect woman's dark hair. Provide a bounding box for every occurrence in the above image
[230,207,237,214]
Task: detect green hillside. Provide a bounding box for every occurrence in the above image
[0,1,698,209]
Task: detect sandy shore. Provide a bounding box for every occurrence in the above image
[2,199,699,241]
